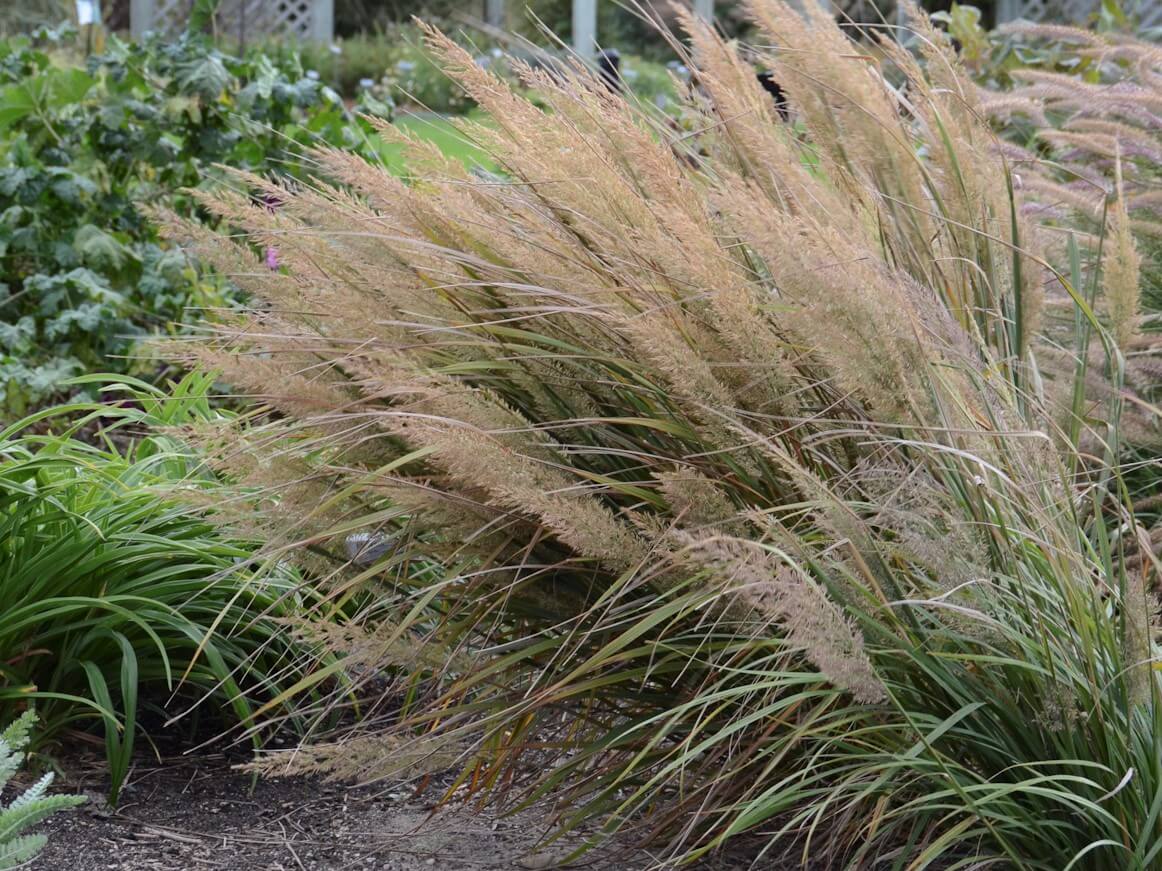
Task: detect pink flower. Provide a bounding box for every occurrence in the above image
[265,247,279,271]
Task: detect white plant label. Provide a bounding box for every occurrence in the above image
[76,0,97,25]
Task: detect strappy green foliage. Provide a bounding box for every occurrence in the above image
[0,374,336,802]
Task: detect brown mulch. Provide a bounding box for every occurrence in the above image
[34,750,756,871]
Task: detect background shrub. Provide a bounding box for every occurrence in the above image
[275,23,679,114]
[0,25,390,414]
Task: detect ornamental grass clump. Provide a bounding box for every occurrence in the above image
[977,23,1162,436]
[168,2,1162,866]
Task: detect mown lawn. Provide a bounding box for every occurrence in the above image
[378,110,495,174]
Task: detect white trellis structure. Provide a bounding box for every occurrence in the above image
[995,0,1162,28]
[487,0,900,61]
[129,0,1162,56]
[130,0,334,41]
[508,0,1162,61]
[564,0,712,60]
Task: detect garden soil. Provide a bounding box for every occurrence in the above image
[35,749,756,871]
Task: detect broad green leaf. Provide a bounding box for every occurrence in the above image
[47,68,94,108]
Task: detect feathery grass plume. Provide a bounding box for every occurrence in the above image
[1105,158,1143,351]
[979,25,1162,451]
[244,732,462,783]
[849,458,989,591]
[278,616,456,674]
[656,467,748,536]
[676,534,885,704]
[166,4,1162,866]
[1121,558,1155,708]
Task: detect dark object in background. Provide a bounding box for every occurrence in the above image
[105,0,130,31]
[253,191,285,212]
[597,49,622,93]
[756,70,790,122]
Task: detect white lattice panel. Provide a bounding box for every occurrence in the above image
[132,0,332,41]
[998,0,1162,28]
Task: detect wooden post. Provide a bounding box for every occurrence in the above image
[573,0,596,61]
[129,0,151,37]
[485,0,505,28]
[995,0,1020,24]
[693,0,713,22]
[310,0,334,41]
